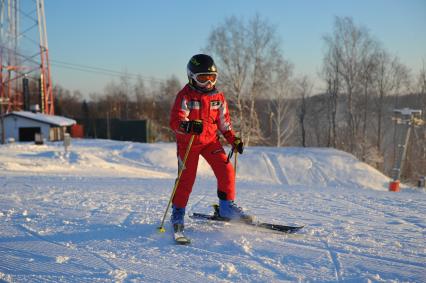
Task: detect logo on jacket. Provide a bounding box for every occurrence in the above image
[210,100,221,109]
[189,100,201,109]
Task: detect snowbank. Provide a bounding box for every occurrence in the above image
[0,139,390,191]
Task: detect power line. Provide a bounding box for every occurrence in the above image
[50,59,167,83]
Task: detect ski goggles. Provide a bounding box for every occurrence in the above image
[192,72,218,86]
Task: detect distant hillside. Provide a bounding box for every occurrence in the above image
[257,92,425,184]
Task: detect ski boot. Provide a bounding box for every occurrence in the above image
[171,205,186,232]
[218,200,253,223]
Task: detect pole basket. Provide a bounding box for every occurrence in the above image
[389,180,400,192]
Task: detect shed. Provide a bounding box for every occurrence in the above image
[1,111,76,142]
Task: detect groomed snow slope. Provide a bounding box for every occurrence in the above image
[0,139,424,282]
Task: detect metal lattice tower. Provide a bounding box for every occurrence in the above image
[0,0,54,115]
[391,108,424,181]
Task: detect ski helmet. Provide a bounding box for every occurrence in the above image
[187,54,218,91]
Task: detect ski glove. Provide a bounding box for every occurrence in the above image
[233,137,244,154]
[180,120,203,135]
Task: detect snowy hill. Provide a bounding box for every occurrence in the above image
[0,139,390,190]
[0,139,424,282]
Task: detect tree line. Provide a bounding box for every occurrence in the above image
[54,15,425,184]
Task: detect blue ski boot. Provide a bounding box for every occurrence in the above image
[171,205,186,232]
[218,200,253,223]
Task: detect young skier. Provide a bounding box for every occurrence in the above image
[169,54,251,232]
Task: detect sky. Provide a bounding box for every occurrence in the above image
[43,0,426,97]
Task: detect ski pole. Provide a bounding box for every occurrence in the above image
[158,135,195,233]
[234,151,238,175]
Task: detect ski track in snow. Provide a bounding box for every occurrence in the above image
[0,140,425,282]
[261,152,288,185]
[323,240,343,282]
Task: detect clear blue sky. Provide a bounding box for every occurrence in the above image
[45,0,426,96]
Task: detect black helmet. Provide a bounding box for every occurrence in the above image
[187,54,218,91]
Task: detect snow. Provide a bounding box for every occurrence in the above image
[0,139,425,282]
[5,111,76,126]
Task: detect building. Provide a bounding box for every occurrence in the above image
[82,118,150,143]
[1,111,76,142]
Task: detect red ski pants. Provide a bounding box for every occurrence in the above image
[172,139,235,208]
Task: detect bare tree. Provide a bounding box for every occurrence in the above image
[416,62,426,120]
[407,64,426,181]
[206,14,286,145]
[323,17,378,153]
[358,42,380,161]
[54,86,83,118]
[206,16,249,140]
[103,81,123,119]
[245,15,284,145]
[295,76,313,147]
[155,76,182,141]
[134,76,148,119]
[373,51,410,152]
[320,44,340,148]
[268,59,294,147]
[119,74,132,120]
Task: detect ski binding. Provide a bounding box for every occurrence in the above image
[190,205,304,234]
[173,224,191,245]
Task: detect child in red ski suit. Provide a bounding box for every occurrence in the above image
[169,54,250,230]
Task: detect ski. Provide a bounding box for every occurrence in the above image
[173,224,191,245]
[190,207,304,234]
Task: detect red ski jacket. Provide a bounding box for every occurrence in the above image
[170,84,236,146]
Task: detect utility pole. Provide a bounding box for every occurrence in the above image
[0,0,54,116]
[0,97,9,144]
[389,108,424,191]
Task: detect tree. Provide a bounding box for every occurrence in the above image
[408,64,426,182]
[320,43,340,148]
[205,16,249,140]
[323,17,378,153]
[119,74,132,120]
[54,85,83,118]
[134,76,148,119]
[359,42,379,142]
[206,14,286,145]
[373,51,410,153]
[268,59,294,147]
[295,76,313,147]
[154,76,182,141]
[415,62,426,120]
